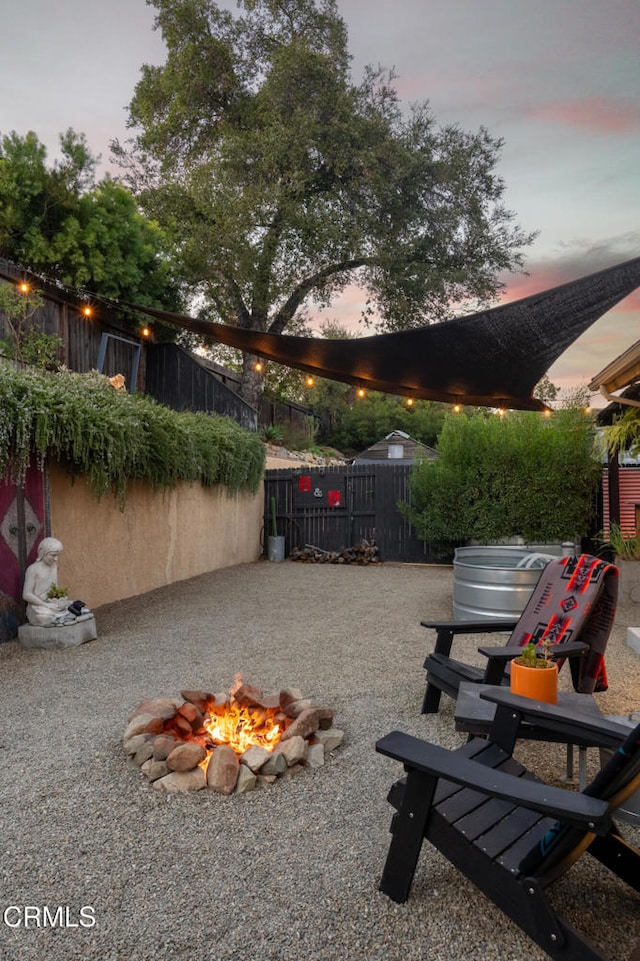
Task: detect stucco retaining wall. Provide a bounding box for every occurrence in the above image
[48,463,263,608]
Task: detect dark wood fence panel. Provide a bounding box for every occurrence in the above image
[264,464,446,563]
[145,343,258,430]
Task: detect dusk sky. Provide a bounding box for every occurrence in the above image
[2,0,639,403]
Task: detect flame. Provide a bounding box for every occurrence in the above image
[166,676,286,772]
[203,701,282,755]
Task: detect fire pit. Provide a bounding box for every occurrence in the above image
[123,677,343,794]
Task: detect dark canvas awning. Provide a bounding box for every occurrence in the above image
[131,256,640,411]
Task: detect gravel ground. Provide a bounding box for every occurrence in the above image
[1,560,639,961]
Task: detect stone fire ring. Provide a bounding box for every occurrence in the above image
[123,681,344,795]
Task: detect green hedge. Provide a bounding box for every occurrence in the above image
[0,365,265,502]
[402,409,600,549]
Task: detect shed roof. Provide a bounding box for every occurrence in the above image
[352,430,438,465]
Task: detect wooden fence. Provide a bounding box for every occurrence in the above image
[264,464,447,564]
[0,261,313,432]
[145,344,257,430]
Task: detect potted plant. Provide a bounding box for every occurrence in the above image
[267,496,285,562]
[510,639,558,704]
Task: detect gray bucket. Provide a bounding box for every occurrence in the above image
[267,535,286,562]
[453,545,555,622]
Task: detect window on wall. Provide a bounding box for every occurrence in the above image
[96,332,141,393]
[388,444,404,459]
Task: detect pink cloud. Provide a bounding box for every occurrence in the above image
[502,270,640,314]
[529,97,640,133]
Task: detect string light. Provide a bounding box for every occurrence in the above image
[305,375,315,387]
[452,403,461,414]
[497,407,506,418]
[543,408,552,418]
[254,361,263,372]
[19,282,29,294]
[82,305,92,317]
[357,387,366,398]
[405,397,414,407]
[141,326,151,338]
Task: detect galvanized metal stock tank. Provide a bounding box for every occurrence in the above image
[452,545,571,621]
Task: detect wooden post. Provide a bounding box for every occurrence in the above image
[607,448,621,529]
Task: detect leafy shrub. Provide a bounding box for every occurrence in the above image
[280,415,318,451]
[0,366,265,503]
[262,424,284,444]
[402,409,600,549]
[603,407,640,459]
[605,524,640,560]
[327,391,446,453]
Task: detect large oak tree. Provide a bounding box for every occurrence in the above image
[116,0,534,405]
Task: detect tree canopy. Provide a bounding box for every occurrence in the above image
[115,0,535,404]
[0,129,181,309]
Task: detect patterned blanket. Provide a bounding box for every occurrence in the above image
[510,554,618,693]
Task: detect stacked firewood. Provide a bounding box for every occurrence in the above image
[289,539,380,565]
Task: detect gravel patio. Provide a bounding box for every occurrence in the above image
[1,560,639,961]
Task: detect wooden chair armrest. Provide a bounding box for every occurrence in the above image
[478,688,631,749]
[421,618,518,659]
[376,731,610,829]
[477,641,588,662]
[477,645,527,662]
[421,618,518,634]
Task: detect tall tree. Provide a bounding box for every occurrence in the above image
[0,129,181,310]
[116,0,534,405]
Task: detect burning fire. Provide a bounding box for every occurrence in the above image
[182,675,288,770]
[203,701,282,755]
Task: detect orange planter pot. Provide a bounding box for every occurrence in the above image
[510,659,558,704]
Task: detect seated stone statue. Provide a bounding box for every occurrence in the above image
[22,537,90,627]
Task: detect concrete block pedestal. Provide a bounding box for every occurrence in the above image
[18,615,97,650]
[628,627,640,656]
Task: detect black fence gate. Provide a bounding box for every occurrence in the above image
[264,464,445,563]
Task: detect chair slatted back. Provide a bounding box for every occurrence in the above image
[506,554,618,693]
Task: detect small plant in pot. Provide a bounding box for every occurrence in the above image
[46,583,67,600]
[510,637,558,704]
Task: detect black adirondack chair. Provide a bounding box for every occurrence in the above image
[421,554,618,714]
[376,689,640,961]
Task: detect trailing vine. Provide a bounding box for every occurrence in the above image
[0,365,265,503]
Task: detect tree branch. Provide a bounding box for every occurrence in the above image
[268,258,369,334]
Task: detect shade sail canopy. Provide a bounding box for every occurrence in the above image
[131,256,640,411]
